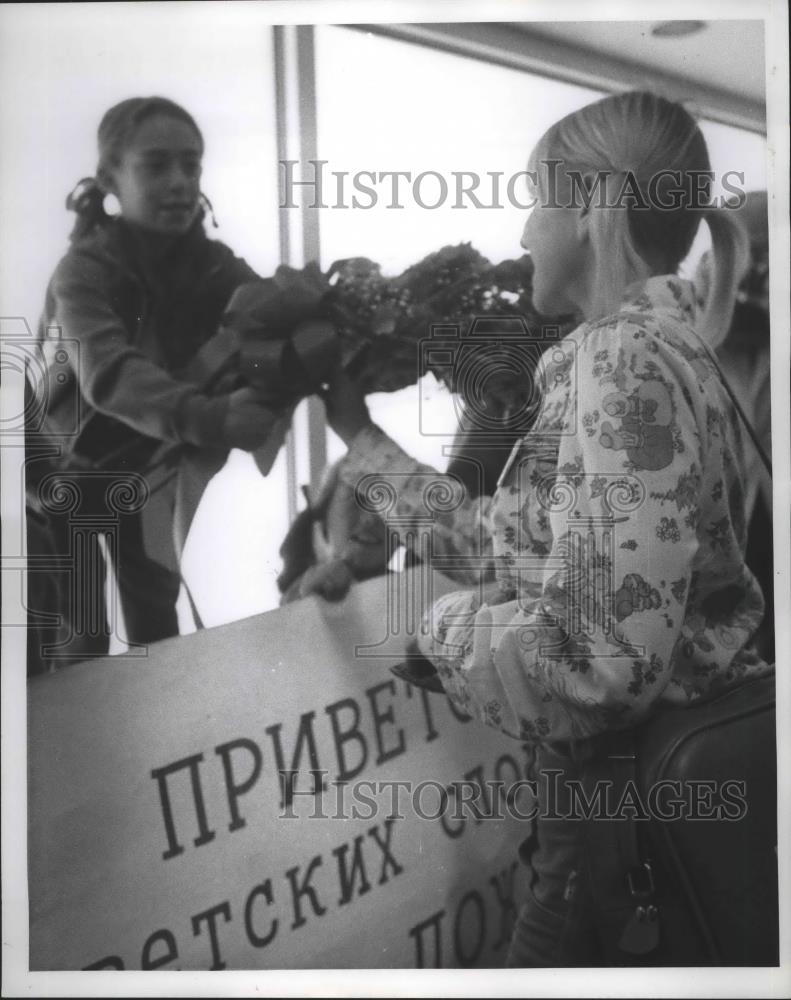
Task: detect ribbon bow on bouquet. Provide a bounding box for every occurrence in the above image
[181,263,338,472]
[164,264,340,561]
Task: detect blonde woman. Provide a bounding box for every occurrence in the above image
[323,91,771,965]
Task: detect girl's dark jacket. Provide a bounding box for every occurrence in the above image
[31,216,258,480]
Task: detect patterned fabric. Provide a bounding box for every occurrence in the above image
[339,275,771,743]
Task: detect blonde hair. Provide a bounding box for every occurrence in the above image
[528,91,748,346]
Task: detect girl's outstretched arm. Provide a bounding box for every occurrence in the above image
[46,245,269,451]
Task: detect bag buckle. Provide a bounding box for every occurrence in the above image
[626,860,655,900]
[620,861,660,955]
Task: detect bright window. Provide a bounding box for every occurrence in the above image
[4,11,769,634]
[314,25,603,470]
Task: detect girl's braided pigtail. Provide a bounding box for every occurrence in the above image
[65,177,110,242]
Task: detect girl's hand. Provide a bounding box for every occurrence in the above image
[223,386,280,451]
[319,366,372,446]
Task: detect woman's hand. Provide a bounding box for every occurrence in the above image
[320,366,372,446]
[297,559,355,602]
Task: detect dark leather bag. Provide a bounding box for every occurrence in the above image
[579,340,778,967]
[580,672,778,966]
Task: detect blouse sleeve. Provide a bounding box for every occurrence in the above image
[338,423,500,587]
[418,317,708,743]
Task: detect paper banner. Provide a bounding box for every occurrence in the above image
[28,569,534,970]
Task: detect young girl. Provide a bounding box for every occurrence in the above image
[322,91,772,965]
[26,96,276,671]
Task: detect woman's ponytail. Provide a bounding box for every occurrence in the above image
[697,206,751,348]
[65,177,111,242]
[586,170,651,319]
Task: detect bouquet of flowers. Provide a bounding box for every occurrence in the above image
[166,244,572,559]
[203,243,570,416]
[162,243,568,552]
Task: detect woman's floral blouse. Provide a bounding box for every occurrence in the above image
[339,275,771,743]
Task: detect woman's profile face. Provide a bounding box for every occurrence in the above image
[520,162,587,318]
[108,114,203,235]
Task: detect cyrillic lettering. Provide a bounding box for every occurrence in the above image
[244,879,278,948]
[151,753,216,860]
[439,784,466,840]
[267,712,325,809]
[366,679,406,766]
[417,684,439,742]
[368,818,403,884]
[191,901,231,971]
[453,890,486,967]
[286,855,327,929]
[409,909,445,967]
[333,835,372,905]
[141,928,178,970]
[489,863,518,952]
[215,737,263,832]
[325,698,368,781]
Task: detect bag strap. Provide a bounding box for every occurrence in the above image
[617,310,773,478]
[580,731,663,960]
